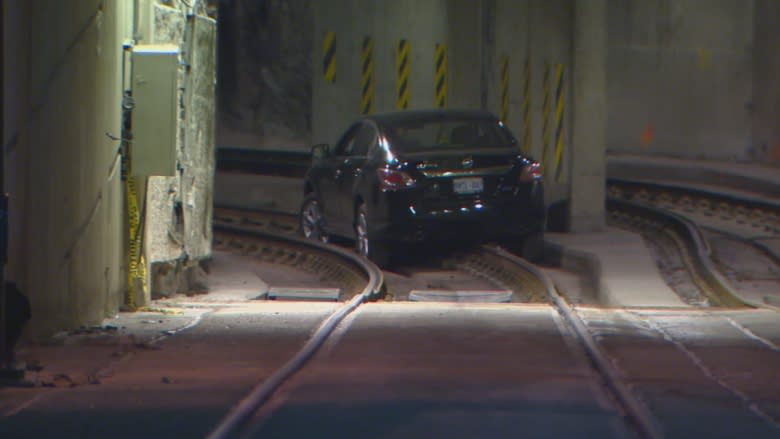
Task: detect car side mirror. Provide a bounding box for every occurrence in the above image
[312,143,330,159]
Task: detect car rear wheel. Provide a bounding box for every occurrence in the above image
[300,194,329,243]
[355,203,390,267]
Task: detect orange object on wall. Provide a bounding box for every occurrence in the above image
[769,142,780,163]
[640,124,654,148]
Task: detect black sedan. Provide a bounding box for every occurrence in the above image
[300,109,545,266]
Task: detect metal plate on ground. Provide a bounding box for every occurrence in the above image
[409,289,513,303]
[267,287,341,301]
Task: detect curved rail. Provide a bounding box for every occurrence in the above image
[607,178,780,214]
[487,246,664,439]
[208,210,662,438]
[608,198,749,308]
[607,179,780,309]
[206,224,383,439]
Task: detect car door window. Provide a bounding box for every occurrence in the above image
[334,124,361,157]
[349,124,377,158]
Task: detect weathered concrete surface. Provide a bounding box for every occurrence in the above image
[544,228,687,308]
[4,0,129,337]
[1,302,337,438]
[217,0,313,150]
[569,0,607,232]
[181,14,216,261]
[446,0,485,111]
[606,0,755,162]
[2,0,215,336]
[312,0,449,146]
[214,173,302,214]
[140,3,216,300]
[751,0,780,166]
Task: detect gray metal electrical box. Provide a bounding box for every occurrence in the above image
[131,45,178,177]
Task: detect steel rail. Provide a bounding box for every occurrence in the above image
[607,177,780,212]
[206,224,383,439]
[608,193,771,310]
[485,246,665,439]
[608,178,780,261]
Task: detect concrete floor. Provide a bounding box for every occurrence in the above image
[2,250,779,438]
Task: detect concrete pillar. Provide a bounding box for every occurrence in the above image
[752,0,780,165]
[568,0,606,232]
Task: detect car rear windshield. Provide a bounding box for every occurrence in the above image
[382,117,516,153]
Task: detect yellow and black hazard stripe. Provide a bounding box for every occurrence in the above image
[125,163,147,310]
[499,55,509,122]
[553,64,566,183]
[542,63,551,166]
[396,39,410,110]
[522,56,531,153]
[323,31,336,83]
[434,43,448,108]
[361,36,374,114]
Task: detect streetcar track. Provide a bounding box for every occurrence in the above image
[608,180,780,310]
[206,211,663,439]
[215,206,551,303]
[210,203,780,438]
[205,220,383,439]
[207,165,778,438]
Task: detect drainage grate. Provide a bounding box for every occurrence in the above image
[408,289,513,303]
[267,287,341,301]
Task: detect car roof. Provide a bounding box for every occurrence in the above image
[361,109,499,127]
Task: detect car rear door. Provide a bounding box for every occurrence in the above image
[334,123,377,235]
[318,124,360,235]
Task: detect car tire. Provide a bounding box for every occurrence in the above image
[355,203,390,268]
[300,194,329,243]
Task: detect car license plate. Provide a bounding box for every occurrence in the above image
[453,177,483,194]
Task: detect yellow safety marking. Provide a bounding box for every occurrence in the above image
[434,43,448,108]
[553,63,565,183]
[499,55,509,122]
[361,36,375,114]
[396,39,410,110]
[522,56,531,153]
[136,306,184,315]
[542,63,551,166]
[126,172,147,310]
[323,31,337,83]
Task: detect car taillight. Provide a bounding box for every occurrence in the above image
[518,161,542,183]
[377,168,416,190]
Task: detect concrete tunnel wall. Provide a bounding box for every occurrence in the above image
[3,0,216,338]
[4,0,130,338]
[607,0,780,165]
[310,0,577,206]
[241,1,780,167]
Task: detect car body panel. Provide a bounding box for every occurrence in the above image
[302,109,545,247]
